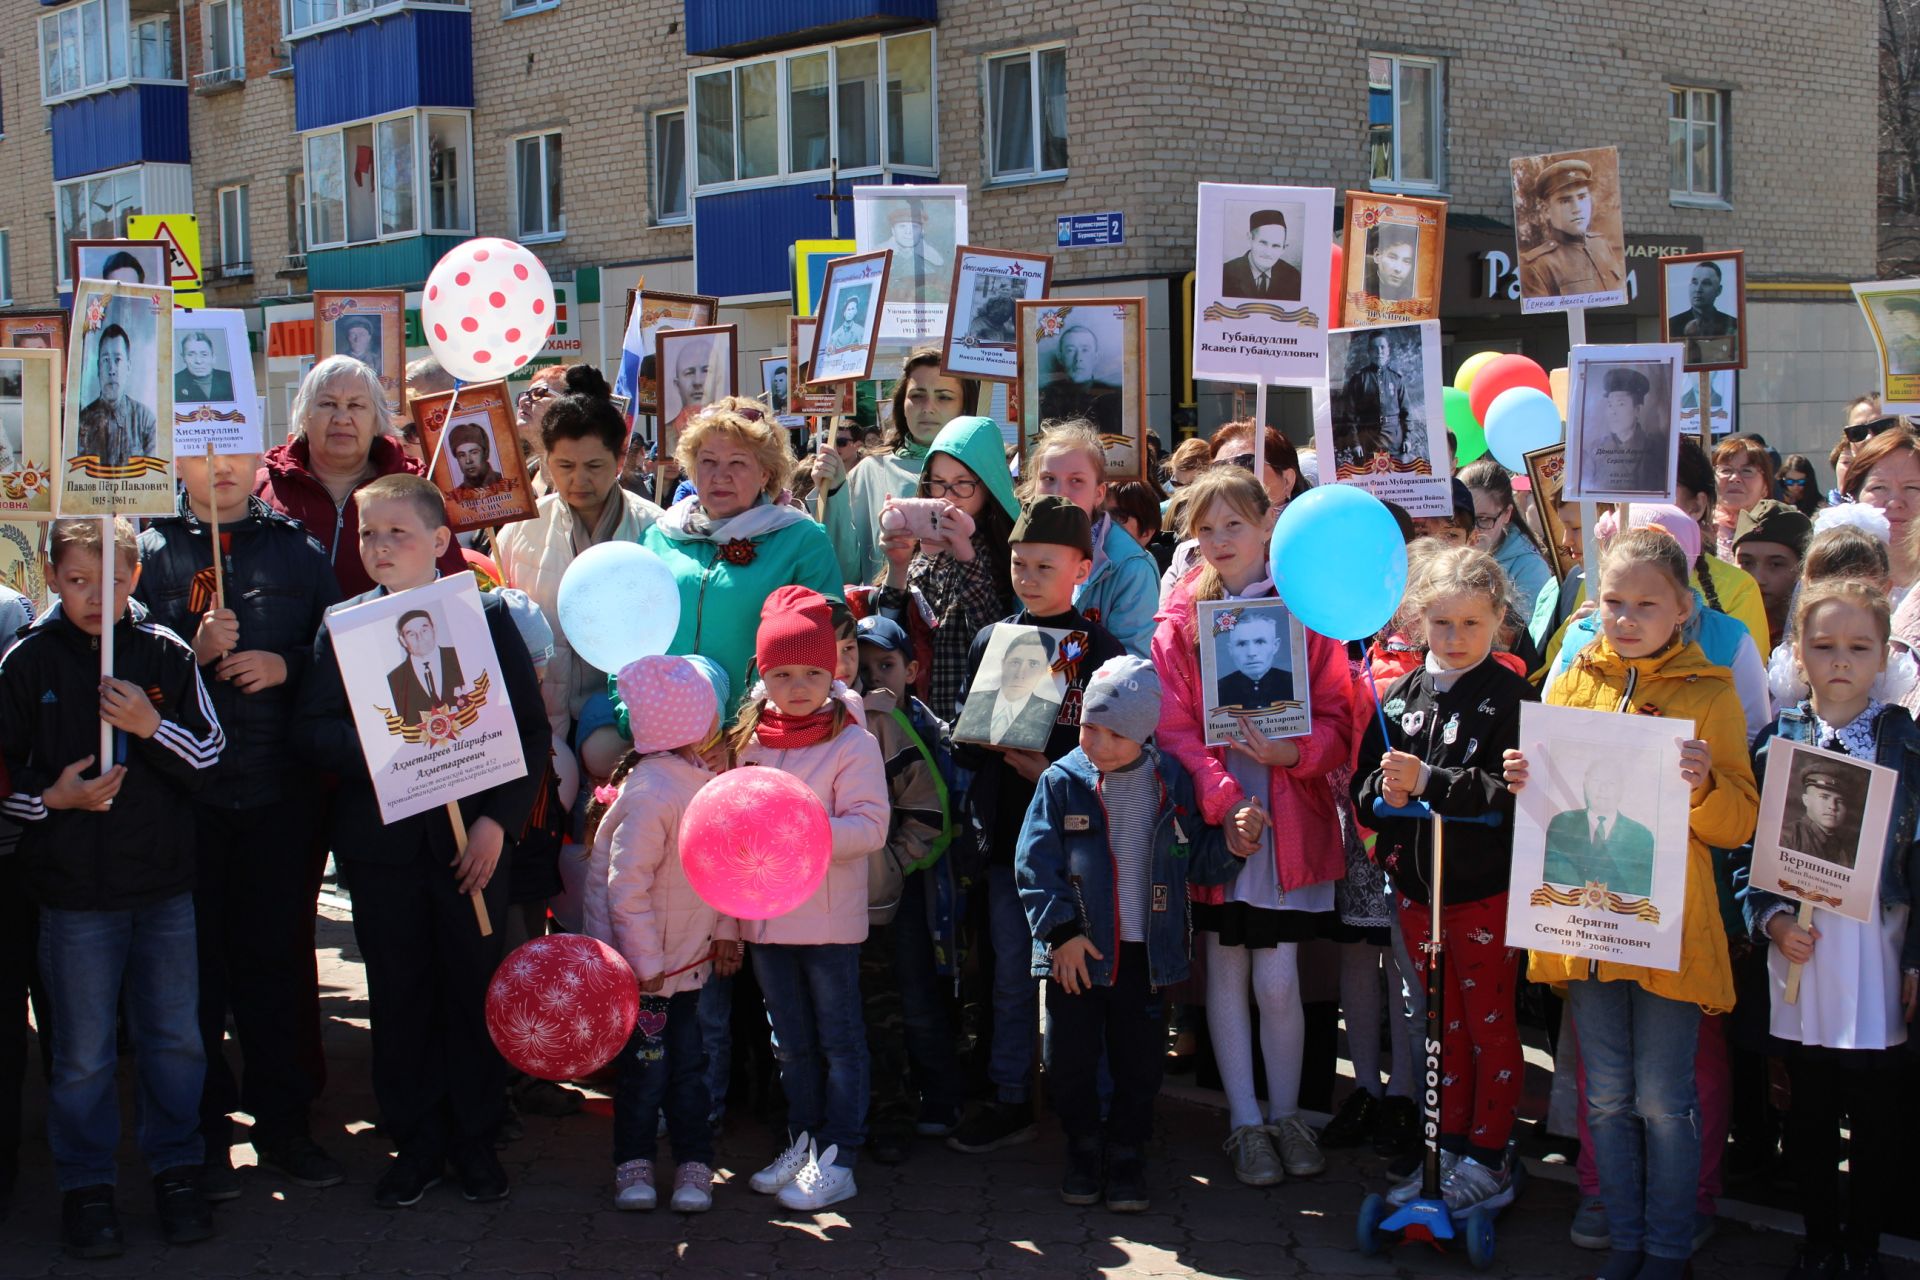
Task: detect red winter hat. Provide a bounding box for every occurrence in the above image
[756,586,837,676]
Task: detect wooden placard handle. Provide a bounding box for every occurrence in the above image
[205,441,225,610]
[1697,369,1712,454]
[1783,899,1814,1005]
[446,800,493,936]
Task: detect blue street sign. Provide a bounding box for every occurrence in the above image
[1056,212,1125,248]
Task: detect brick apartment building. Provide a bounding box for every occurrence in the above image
[0,0,1883,458]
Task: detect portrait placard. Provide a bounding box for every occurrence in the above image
[59,280,174,517]
[789,316,854,417]
[0,521,47,612]
[1660,250,1745,372]
[1680,369,1735,438]
[1510,147,1628,314]
[1196,599,1310,746]
[314,290,405,413]
[1017,298,1147,482]
[169,308,262,455]
[1850,279,1920,413]
[69,239,170,293]
[853,185,968,354]
[810,252,892,384]
[942,246,1052,382]
[1193,183,1334,385]
[410,381,537,535]
[1523,444,1572,581]
[1564,343,1685,504]
[1319,320,1448,518]
[759,356,792,418]
[1749,740,1897,925]
[0,312,69,362]
[1505,702,1694,973]
[656,325,737,456]
[952,622,1081,751]
[0,349,59,518]
[621,288,719,418]
[1341,192,1446,325]
[326,573,528,824]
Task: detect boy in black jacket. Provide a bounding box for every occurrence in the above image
[137,449,342,1194]
[0,518,225,1257]
[292,475,547,1209]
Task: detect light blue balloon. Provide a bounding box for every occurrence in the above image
[556,542,682,675]
[1269,483,1408,642]
[1483,386,1564,473]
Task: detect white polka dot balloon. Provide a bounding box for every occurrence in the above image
[421,237,556,383]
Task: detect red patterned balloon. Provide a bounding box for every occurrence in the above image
[679,768,832,920]
[422,238,555,382]
[484,935,637,1081]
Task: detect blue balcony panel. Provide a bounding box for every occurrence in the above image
[50,85,191,181]
[307,236,468,292]
[293,8,473,132]
[684,0,936,57]
[694,174,937,299]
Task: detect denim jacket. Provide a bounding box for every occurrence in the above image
[1015,745,1236,989]
[1738,701,1920,971]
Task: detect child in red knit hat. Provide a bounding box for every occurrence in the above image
[731,586,890,1211]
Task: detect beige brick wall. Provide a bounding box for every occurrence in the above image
[0,15,60,308]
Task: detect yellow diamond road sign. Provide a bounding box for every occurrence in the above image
[127,214,205,307]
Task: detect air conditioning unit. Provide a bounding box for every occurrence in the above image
[193,66,244,95]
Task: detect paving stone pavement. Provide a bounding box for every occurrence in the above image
[4,909,1915,1279]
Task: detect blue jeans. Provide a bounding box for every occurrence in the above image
[39,893,205,1190]
[986,865,1037,1104]
[612,988,713,1167]
[698,975,731,1125]
[1567,978,1702,1260]
[893,870,965,1117]
[752,943,867,1165]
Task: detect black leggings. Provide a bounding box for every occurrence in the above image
[1786,1043,1902,1255]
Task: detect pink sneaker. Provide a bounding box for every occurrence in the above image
[614,1158,655,1210]
[671,1162,714,1213]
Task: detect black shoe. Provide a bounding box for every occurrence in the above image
[1104,1147,1148,1214]
[61,1186,123,1259]
[256,1135,346,1189]
[198,1146,242,1202]
[1060,1139,1102,1206]
[1372,1095,1418,1156]
[512,1077,584,1118]
[945,1101,1037,1154]
[153,1169,214,1246]
[453,1147,509,1203]
[372,1155,443,1209]
[1843,1254,1887,1280]
[1318,1089,1380,1149]
[1385,1148,1422,1181]
[868,1124,913,1166]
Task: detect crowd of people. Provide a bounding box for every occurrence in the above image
[0,343,1916,1280]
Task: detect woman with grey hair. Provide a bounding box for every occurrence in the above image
[254,354,466,596]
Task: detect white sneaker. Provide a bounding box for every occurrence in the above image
[749,1131,811,1195]
[1386,1149,1461,1207]
[613,1158,655,1211]
[1271,1115,1326,1178]
[776,1143,856,1212]
[670,1162,713,1213]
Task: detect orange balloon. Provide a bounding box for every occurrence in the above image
[1549,367,1570,416]
[1453,351,1502,397]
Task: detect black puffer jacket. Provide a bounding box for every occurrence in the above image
[0,600,225,910]
[136,494,339,809]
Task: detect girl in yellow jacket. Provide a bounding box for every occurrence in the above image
[1502,528,1757,1280]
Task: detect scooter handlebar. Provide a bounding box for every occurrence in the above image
[1370,798,1504,828]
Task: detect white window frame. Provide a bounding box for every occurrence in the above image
[0,231,12,306]
[54,163,149,290]
[300,107,473,251]
[287,172,309,262]
[511,130,564,243]
[1668,85,1730,207]
[1367,52,1446,195]
[204,0,245,77]
[502,0,558,17]
[983,42,1067,185]
[281,0,468,42]
[688,30,938,196]
[217,184,250,274]
[38,0,186,106]
[651,108,690,226]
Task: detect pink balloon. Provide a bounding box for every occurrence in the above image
[679,768,831,920]
[422,237,555,383]
[484,935,638,1081]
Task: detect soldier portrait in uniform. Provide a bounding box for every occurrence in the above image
[1779,757,1868,871]
[77,322,158,470]
[1750,739,1898,923]
[446,419,505,497]
[1319,320,1450,518]
[1661,251,1745,371]
[1566,345,1684,503]
[853,184,968,353]
[656,325,737,444]
[1196,599,1310,745]
[1511,147,1627,311]
[943,246,1051,382]
[1017,297,1148,480]
[951,624,1070,752]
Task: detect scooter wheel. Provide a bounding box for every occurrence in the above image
[1356,1193,1392,1256]
[1464,1206,1496,1271]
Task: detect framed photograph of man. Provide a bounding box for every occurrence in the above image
[622,288,720,418]
[1850,279,1920,412]
[410,381,536,535]
[1193,183,1334,385]
[1341,192,1446,325]
[810,252,892,384]
[1196,599,1310,746]
[314,290,405,412]
[58,279,174,517]
[1563,343,1685,504]
[759,356,791,418]
[69,239,169,291]
[1505,702,1693,973]
[170,308,262,456]
[0,312,69,361]
[1016,298,1147,482]
[1749,741,1897,925]
[0,349,59,517]
[656,325,737,455]
[1523,444,1573,581]
[788,316,855,417]
[1510,147,1628,314]
[1659,251,1745,372]
[1318,320,1449,518]
[951,622,1077,752]
[853,185,968,353]
[942,247,1052,383]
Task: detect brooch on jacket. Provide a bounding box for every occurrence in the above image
[718,538,758,566]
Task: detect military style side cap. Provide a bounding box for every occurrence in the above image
[1010,494,1095,559]
[1534,157,1595,202]
[1733,499,1813,558]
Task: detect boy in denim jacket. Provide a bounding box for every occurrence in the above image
[1015,655,1238,1213]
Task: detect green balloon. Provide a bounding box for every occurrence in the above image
[1444,386,1488,465]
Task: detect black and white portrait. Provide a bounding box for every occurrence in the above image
[853,184,968,352]
[335,315,382,373]
[952,623,1071,751]
[1196,599,1310,745]
[759,356,790,416]
[173,327,235,405]
[1566,345,1684,503]
[1193,183,1333,385]
[657,325,737,440]
[72,240,168,290]
[1036,311,1124,434]
[1365,223,1419,302]
[1510,146,1628,312]
[76,299,161,470]
[1318,320,1449,518]
[1750,739,1898,924]
[387,606,466,727]
[1662,252,1744,371]
[943,247,1051,382]
[811,251,891,384]
[1220,201,1305,302]
[1018,298,1148,481]
[1778,754,1871,872]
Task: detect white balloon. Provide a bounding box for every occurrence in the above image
[422,237,556,383]
[556,542,682,676]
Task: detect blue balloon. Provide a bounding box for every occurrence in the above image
[556,542,682,676]
[1269,484,1408,642]
[1483,386,1564,473]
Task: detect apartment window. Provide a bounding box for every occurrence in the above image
[206,0,243,76]
[303,109,470,249]
[1367,53,1444,192]
[0,232,12,306]
[514,132,564,241]
[284,0,467,40]
[652,110,689,224]
[39,0,181,103]
[217,185,250,274]
[426,112,471,232]
[54,167,143,285]
[287,173,309,260]
[986,45,1066,182]
[691,31,936,192]
[1669,87,1729,204]
[504,0,556,14]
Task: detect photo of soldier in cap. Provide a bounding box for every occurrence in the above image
[1663,255,1742,369]
[1222,204,1304,301]
[1511,147,1627,307]
[1567,347,1682,502]
[1779,755,1871,871]
[1877,295,1920,376]
[446,418,505,498]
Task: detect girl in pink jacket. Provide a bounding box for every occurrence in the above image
[1149,469,1356,1191]
[582,655,741,1215]
[732,587,890,1212]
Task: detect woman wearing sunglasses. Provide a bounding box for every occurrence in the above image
[1775,453,1824,517]
[513,364,572,497]
[1830,395,1891,502]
